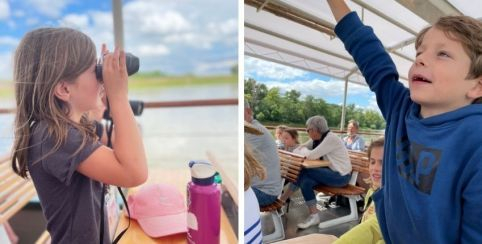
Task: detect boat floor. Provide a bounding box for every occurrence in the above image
[261,190,360,241]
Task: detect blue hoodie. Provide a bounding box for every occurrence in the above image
[335,12,482,243]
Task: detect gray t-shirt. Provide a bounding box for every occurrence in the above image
[244,120,282,197]
[28,121,109,244]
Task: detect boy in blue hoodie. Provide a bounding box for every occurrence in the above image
[326,1,482,243]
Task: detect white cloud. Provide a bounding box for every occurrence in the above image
[26,0,70,18]
[26,17,39,26]
[138,44,170,56]
[194,59,237,75]
[209,18,237,35]
[163,33,196,45]
[0,36,18,46]
[0,0,9,20]
[122,1,236,50]
[89,11,112,30]
[57,11,113,53]
[13,10,24,18]
[0,0,236,78]
[124,2,191,34]
[0,51,13,80]
[59,14,89,29]
[366,94,380,111]
[263,78,368,98]
[245,57,307,80]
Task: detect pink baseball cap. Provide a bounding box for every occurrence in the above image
[127,183,187,237]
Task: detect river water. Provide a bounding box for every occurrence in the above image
[0,83,239,188]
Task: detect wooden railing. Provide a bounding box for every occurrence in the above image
[0,98,238,114]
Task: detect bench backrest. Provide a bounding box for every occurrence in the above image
[348,150,369,174]
[0,157,36,225]
[277,149,304,183]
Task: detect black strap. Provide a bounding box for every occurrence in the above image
[112,187,131,243]
[100,184,106,244]
[100,185,130,244]
[99,99,131,244]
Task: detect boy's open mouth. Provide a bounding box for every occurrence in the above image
[412,74,432,83]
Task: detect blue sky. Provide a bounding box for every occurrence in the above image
[0,0,237,80]
[244,56,381,112]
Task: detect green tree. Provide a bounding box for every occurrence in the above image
[245,78,386,130]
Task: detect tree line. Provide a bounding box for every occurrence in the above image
[245,78,386,130]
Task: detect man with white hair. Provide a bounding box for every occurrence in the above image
[244,101,282,206]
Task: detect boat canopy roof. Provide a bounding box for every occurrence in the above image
[245,0,482,87]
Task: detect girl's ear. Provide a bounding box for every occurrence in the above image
[54,81,71,102]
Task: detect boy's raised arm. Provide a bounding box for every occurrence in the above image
[325,0,407,119]
[327,0,351,22]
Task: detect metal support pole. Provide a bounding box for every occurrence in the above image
[112,0,124,49]
[340,78,348,131]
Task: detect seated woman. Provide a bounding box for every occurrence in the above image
[342,119,365,151]
[334,137,385,243]
[281,128,299,152]
[280,115,351,229]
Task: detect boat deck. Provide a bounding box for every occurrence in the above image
[262,190,360,242]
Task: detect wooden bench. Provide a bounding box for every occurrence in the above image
[258,150,303,243]
[35,231,50,244]
[274,149,369,229]
[0,156,36,226]
[314,151,368,196]
[315,150,369,229]
[0,155,49,244]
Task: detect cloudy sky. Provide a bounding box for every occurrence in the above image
[0,0,237,80]
[244,56,381,112]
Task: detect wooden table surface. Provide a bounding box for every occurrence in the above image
[116,168,237,244]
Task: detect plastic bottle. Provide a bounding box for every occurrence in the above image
[187,160,221,244]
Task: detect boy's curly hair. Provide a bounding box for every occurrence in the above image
[416,16,482,104]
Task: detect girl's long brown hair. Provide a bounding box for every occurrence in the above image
[12,28,98,178]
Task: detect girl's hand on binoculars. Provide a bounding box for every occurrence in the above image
[102,45,128,100]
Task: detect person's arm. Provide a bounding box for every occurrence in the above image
[305,134,338,160]
[334,217,383,244]
[77,45,147,187]
[326,0,408,119]
[327,0,351,22]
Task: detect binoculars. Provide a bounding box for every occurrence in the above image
[95,52,140,81]
[96,52,144,118]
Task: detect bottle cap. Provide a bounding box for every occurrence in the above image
[188,160,216,185]
[214,172,222,184]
